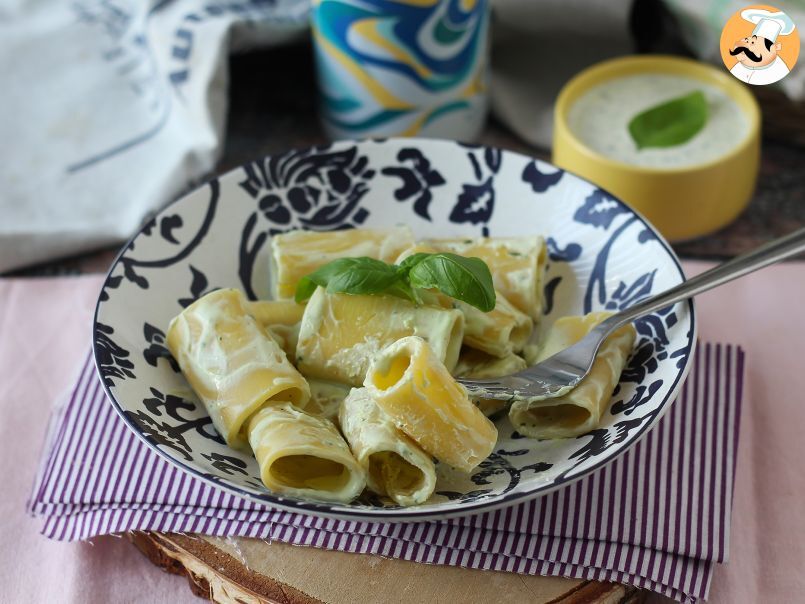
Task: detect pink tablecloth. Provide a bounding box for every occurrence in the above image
[2,262,804,603]
[0,275,196,604]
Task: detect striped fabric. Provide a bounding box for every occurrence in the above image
[29,342,744,602]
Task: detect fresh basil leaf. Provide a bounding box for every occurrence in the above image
[293,257,353,302]
[628,90,708,150]
[294,256,405,301]
[295,252,496,311]
[384,280,420,304]
[397,252,431,273]
[408,253,496,312]
[325,260,401,296]
[294,277,319,303]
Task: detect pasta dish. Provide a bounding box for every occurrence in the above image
[166,227,636,506]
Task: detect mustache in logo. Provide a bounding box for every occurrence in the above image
[730,46,763,62]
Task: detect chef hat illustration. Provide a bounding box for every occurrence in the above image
[741,8,796,43]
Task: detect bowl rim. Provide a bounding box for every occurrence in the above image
[92,137,697,521]
[554,54,761,175]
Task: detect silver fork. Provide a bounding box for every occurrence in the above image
[458,227,805,402]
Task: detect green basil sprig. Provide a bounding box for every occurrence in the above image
[628,90,708,150]
[294,253,496,312]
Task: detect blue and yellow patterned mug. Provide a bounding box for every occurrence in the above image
[311,0,489,140]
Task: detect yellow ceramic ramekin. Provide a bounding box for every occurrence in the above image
[553,56,760,242]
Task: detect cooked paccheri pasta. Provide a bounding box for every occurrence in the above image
[166,227,638,507]
[509,312,636,439]
[248,299,306,327]
[166,288,310,450]
[295,288,464,386]
[364,336,497,472]
[428,236,548,321]
[247,299,305,360]
[247,300,305,327]
[270,226,415,299]
[395,244,532,358]
[339,388,436,506]
[455,348,528,417]
[248,401,366,502]
[303,379,351,422]
[455,347,528,379]
[265,323,300,361]
[454,294,532,358]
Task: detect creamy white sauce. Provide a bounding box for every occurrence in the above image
[173,291,301,407]
[506,268,534,291]
[306,379,350,421]
[296,289,462,383]
[457,300,497,333]
[340,388,407,457]
[326,337,385,382]
[568,74,749,168]
[339,388,436,505]
[434,236,539,257]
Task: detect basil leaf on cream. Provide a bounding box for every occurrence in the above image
[628,90,708,149]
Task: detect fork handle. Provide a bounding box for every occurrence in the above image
[601,226,805,332]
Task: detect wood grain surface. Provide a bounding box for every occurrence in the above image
[130,532,646,604]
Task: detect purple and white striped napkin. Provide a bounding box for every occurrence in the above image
[29,342,744,602]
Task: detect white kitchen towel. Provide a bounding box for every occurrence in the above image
[0,0,308,273]
[0,0,629,274]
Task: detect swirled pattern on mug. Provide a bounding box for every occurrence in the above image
[312,0,489,139]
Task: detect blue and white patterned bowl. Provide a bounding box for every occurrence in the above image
[93,138,696,521]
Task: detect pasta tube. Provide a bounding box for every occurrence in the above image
[454,348,528,417]
[454,348,528,379]
[302,379,351,422]
[339,388,436,506]
[166,288,310,449]
[270,226,415,299]
[395,244,533,356]
[248,402,366,503]
[246,300,304,361]
[296,289,464,386]
[455,293,532,357]
[247,299,305,327]
[428,236,547,320]
[509,312,636,439]
[265,323,300,361]
[364,336,497,473]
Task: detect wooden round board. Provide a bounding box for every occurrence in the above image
[130,532,646,603]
